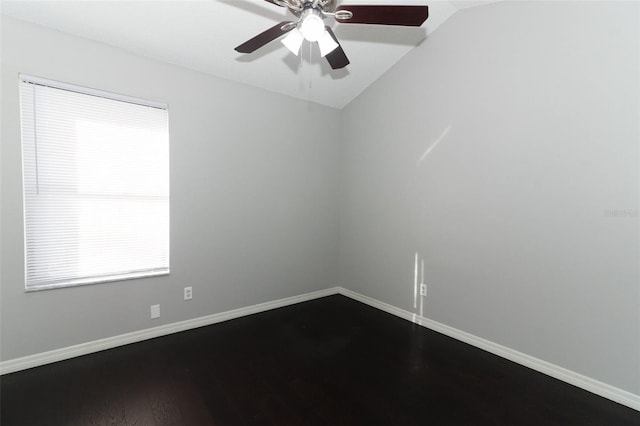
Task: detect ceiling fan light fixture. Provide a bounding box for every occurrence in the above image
[235,2,430,70]
[281,28,304,55]
[299,12,325,42]
[318,30,338,57]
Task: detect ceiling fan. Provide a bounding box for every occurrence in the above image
[234,0,429,69]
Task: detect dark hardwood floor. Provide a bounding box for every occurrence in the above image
[1,295,638,425]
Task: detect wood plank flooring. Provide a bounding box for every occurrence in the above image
[1,295,639,425]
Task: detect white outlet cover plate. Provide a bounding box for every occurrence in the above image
[151,304,160,319]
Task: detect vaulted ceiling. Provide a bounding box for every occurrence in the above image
[1,0,500,108]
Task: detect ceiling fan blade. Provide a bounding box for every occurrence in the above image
[335,5,428,26]
[324,27,350,70]
[264,0,285,7]
[235,21,295,54]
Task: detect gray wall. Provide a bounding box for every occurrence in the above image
[338,1,640,394]
[1,16,340,360]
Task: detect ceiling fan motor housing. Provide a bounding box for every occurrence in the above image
[288,0,337,17]
[316,0,338,13]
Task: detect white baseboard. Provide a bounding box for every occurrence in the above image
[0,287,340,375]
[337,287,640,412]
[2,286,638,412]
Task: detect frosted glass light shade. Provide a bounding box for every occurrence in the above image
[300,14,324,42]
[318,30,339,57]
[281,28,304,56]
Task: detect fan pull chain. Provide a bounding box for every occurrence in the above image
[308,42,313,89]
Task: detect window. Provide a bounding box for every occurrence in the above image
[20,75,170,291]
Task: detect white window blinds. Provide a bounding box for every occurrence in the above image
[20,75,170,291]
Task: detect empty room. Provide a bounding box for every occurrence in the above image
[1,0,638,424]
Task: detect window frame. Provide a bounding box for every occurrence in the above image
[19,74,171,292]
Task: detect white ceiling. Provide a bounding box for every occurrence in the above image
[1,0,501,109]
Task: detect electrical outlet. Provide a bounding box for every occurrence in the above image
[184,287,193,300]
[150,304,160,319]
[420,284,427,297]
